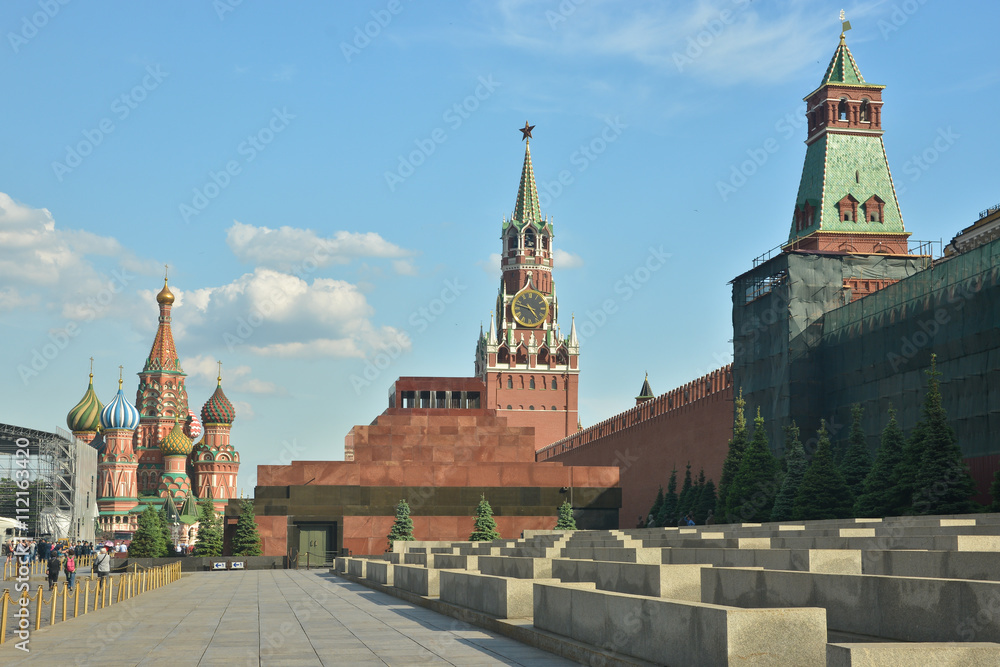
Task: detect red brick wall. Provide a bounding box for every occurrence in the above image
[539,366,733,528]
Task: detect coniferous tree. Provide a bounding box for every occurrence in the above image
[130,505,166,558]
[387,499,415,551]
[989,468,1000,512]
[555,500,577,530]
[840,404,873,499]
[886,419,927,516]
[793,420,854,520]
[194,499,224,557]
[232,499,263,556]
[648,486,664,527]
[855,406,906,517]
[695,477,717,524]
[727,408,779,522]
[771,422,807,522]
[677,463,694,520]
[717,389,749,522]
[658,469,679,527]
[689,469,707,522]
[469,495,501,542]
[158,507,174,557]
[911,355,978,515]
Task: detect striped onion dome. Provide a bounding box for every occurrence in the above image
[67,374,104,432]
[160,420,193,456]
[201,379,235,424]
[100,380,140,431]
[184,408,203,440]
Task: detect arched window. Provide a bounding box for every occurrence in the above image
[551,378,558,390]
[506,405,512,410]
[838,98,848,121]
[551,405,557,411]
[529,377,535,389]
[524,229,536,248]
[541,235,549,250]
[529,405,535,410]
[508,234,518,251]
[507,376,513,389]
[860,99,870,122]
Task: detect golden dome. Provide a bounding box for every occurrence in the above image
[156,277,175,304]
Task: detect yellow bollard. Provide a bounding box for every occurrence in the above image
[34,586,42,631]
[62,582,68,622]
[1,589,9,645]
[82,579,89,615]
[73,583,80,618]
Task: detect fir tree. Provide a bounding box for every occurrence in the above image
[695,477,717,524]
[855,406,906,518]
[911,355,979,515]
[771,421,807,522]
[886,419,927,516]
[469,495,501,542]
[793,420,854,520]
[840,404,873,498]
[130,505,166,558]
[194,499,223,557]
[648,486,664,527]
[677,463,694,519]
[232,499,263,556]
[657,469,679,527]
[727,408,779,522]
[555,500,577,530]
[717,389,748,522]
[158,507,173,557]
[387,499,415,551]
[690,469,707,522]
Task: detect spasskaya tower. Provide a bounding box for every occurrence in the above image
[475,123,580,449]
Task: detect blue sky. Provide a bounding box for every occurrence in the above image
[2,1,997,491]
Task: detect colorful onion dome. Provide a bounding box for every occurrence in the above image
[184,408,203,440]
[67,373,104,432]
[201,377,235,424]
[100,378,140,431]
[156,276,175,305]
[160,420,193,456]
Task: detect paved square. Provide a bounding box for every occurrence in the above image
[0,570,579,666]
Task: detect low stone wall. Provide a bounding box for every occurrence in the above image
[346,558,367,578]
[120,556,286,572]
[660,547,862,574]
[432,554,478,570]
[366,560,394,585]
[863,549,1000,581]
[395,564,440,597]
[478,556,551,579]
[701,567,1000,642]
[552,559,705,601]
[827,642,1000,666]
[534,581,827,666]
[440,570,555,619]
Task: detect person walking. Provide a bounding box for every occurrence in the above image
[47,549,62,591]
[93,544,112,593]
[64,546,77,591]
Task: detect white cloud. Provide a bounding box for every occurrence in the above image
[479,252,502,274]
[226,221,416,272]
[181,354,283,395]
[175,268,411,359]
[554,249,584,269]
[0,192,158,320]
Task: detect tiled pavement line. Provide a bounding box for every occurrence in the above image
[289,571,575,666]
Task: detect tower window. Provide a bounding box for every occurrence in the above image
[529,405,534,410]
[541,235,549,250]
[524,229,536,248]
[551,378,558,390]
[864,195,886,223]
[507,376,513,389]
[860,99,870,122]
[838,194,859,223]
[838,98,848,121]
[508,235,517,251]
[506,405,512,410]
[529,377,535,389]
[551,405,557,411]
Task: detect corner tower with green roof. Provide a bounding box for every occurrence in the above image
[475,123,580,449]
[786,30,909,255]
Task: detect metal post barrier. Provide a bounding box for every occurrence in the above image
[0,590,9,644]
[33,586,42,631]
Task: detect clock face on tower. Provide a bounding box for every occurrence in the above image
[511,289,549,328]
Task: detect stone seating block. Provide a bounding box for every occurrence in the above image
[534,582,826,666]
[440,570,555,619]
[660,547,861,574]
[432,554,478,570]
[553,559,707,601]
[403,553,427,566]
[701,567,1000,642]
[394,564,440,596]
[346,558,367,578]
[334,557,348,573]
[827,642,1000,666]
[478,555,552,579]
[366,560,393,585]
[384,553,402,564]
[863,549,1000,581]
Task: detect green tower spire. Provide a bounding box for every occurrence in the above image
[512,123,542,227]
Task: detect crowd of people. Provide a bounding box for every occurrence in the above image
[2,538,97,562]
[3,538,113,591]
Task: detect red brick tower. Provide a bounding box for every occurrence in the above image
[475,123,580,449]
[134,275,190,495]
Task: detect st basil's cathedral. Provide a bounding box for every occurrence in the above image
[64,276,241,540]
